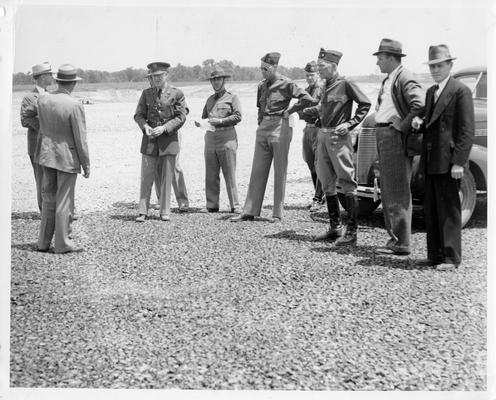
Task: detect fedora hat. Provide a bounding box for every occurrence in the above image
[208,66,231,80]
[425,44,456,65]
[146,61,170,77]
[54,64,82,82]
[372,38,406,57]
[31,62,53,77]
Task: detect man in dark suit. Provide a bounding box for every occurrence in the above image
[372,38,425,256]
[20,62,54,211]
[37,64,90,254]
[412,45,474,271]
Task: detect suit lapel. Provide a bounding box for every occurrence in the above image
[424,86,435,122]
[427,77,455,127]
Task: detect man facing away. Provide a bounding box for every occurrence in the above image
[20,62,54,211]
[37,64,90,253]
[372,38,425,256]
[312,49,371,246]
[412,45,474,271]
[231,52,317,223]
[296,61,326,212]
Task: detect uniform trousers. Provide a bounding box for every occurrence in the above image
[376,126,412,251]
[316,129,357,196]
[139,154,176,216]
[243,116,292,219]
[424,173,462,265]
[38,166,77,252]
[30,155,44,212]
[204,127,239,210]
[154,155,189,208]
[302,125,324,201]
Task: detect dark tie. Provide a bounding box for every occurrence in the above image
[432,84,439,103]
[376,76,388,110]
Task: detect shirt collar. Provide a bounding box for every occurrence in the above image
[387,64,402,81]
[436,75,451,93]
[35,85,46,94]
[214,88,226,99]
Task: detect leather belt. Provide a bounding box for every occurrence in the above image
[376,122,392,127]
[263,115,283,120]
[320,127,337,133]
[215,126,233,131]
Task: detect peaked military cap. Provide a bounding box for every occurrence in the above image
[425,44,456,65]
[318,48,343,65]
[304,61,318,73]
[208,66,231,79]
[261,52,281,66]
[373,38,406,57]
[146,61,171,76]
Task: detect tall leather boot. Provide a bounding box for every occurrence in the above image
[314,195,344,241]
[335,194,358,246]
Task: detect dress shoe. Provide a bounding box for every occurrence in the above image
[374,247,410,256]
[199,207,219,213]
[414,259,439,267]
[267,216,281,223]
[55,246,84,254]
[314,226,343,241]
[135,214,147,222]
[435,263,458,271]
[178,205,189,213]
[160,214,171,221]
[36,247,51,253]
[230,207,242,214]
[230,214,254,222]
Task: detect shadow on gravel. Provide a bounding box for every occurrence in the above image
[264,230,315,242]
[112,201,137,209]
[11,242,39,252]
[262,204,309,211]
[109,214,139,222]
[11,211,40,220]
[356,255,432,272]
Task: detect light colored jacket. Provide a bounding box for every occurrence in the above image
[37,89,90,174]
[20,87,44,158]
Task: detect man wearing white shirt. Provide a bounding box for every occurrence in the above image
[372,39,425,256]
[20,62,54,211]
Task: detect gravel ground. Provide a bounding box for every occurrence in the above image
[9,84,487,390]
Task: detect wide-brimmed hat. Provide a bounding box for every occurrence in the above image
[425,44,456,65]
[304,61,318,73]
[208,66,231,80]
[318,48,343,65]
[54,64,82,82]
[31,62,53,77]
[146,61,170,77]
[372,38,406,57]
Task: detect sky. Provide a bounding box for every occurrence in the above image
[9,0,495,76]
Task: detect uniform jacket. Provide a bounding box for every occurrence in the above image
[134,85,187,156]
[296,81,324,124]
[421,76,474,175]
[37,89,90,174]
[20,87,44,158]
[201,89,242,127]
[388,65,425,135]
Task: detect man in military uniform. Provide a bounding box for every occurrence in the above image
[231,52,316,223]
[196,66,242,213]
[313,49,371,245]
[134,62,187,222]
[296,61,325,212]
[20,62,54,211]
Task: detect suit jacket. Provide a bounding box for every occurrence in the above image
[390,65,425,135]
[134,85,187,156]
[37,89,90,174]
[20,87,44,158]
[421,76,474,175]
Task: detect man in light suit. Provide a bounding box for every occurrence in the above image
[37,64,90,253]
[412,45,474,271]
[372,38,425,256]
[20,62,54,211]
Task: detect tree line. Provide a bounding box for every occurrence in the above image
[13,59,307,85]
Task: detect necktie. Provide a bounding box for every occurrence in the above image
[375,76,388,111]
[433,84,439,103]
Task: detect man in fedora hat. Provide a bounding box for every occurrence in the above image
[231,52,316,223]
[20,62,54,211]
[411,45,474,271]
[134,61,187,222]
[312,49,371,246]
[36,64,90,253]
[372,38,425,256]
[295,61,326,212]
[195,65,242,213]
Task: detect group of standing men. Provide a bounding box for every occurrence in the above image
[21,38,474,270]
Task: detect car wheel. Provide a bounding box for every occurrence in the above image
[337,193,381,216]
[460,168,477,228]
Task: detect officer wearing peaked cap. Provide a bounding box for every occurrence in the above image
[134,61,188,222]
[231,52,317,223]
[196,65,242,213]
[311,48,371,245]
[295,60,325,212]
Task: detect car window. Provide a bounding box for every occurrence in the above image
[456,73,487,99]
